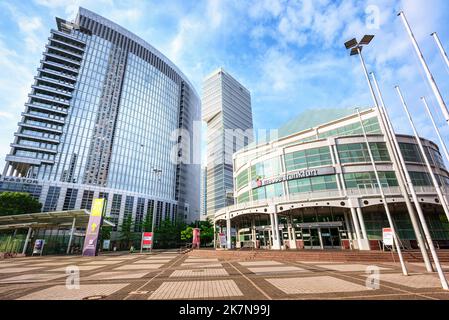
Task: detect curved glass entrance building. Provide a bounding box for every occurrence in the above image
[1,8,201,230]
[214,108,449,250]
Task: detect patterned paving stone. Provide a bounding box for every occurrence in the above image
[85,271,149,280]
[380,273,443,288]
[0,267,42,274]
[248,266,306,274]
[32,262,72,267]
[181,263,222,268]
[0,263,24,268]
[149,280,243,299]
[267,276,370,294]
[135,259,170,264]
[17,283,129,300]
[239,261,283,266]
[184,258,219,263]
[299,261,341,264]
[319,264,391,272]
[104,256,138,261]
[0,273,66,283]
[82,261,123,265]
[49,265,104,272]
[170,268,229,278]
[114,264,163,270]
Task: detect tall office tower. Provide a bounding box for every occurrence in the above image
[0,8,201,230]
[202,68,253,219]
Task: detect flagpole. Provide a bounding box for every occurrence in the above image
[431,32,449,70]
[421,96,449,165]
[398,11,449,128]
[371,72,433,272]
[356,108,408,276]
[395,85,449,225]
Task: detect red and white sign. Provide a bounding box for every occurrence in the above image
[382,228,394,246]
[142,232,153,249]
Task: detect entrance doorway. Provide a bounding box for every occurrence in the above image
[301,227,341,249]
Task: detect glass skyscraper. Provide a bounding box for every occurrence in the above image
[0,8,200,230]
[202,68,253,220]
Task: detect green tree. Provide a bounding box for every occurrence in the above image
[141,211,153,232]
[0,192,42,216]
[180,218,214,247]
[154,217,185,248]
[101,225,112,240]
[199,218,214,246]
[180,226,193,242]
[120,215,134,248]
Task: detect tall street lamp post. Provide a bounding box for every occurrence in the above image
[344,35,431,274]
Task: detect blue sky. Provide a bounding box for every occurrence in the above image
[0,0,449,166]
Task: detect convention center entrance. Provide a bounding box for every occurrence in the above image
[299,225,341,249]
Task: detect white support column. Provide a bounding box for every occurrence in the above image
[350,207,363,250]
[226,218,232,249]
[289,216,297,249]
[251,216,257,248]
[356,207,368,239]
[22,227,32,255]
[66,217,76,254]
[356,207,371,250]
[318,228,324,249]
[235,224,241,248]
[271,212,281,250]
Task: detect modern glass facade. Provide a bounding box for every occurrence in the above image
[202,68,253,220]
[0,8,200,232]
[214,108,449,250]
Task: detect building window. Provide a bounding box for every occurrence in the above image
[288,175,338,194]
[155,201,163,227]
[399,143,423,163]
[236,169,248,191]
[63,188,78,210]
[146,199,154,228]
[98,192,109,201]
[284,147,332,172]
[237,191,250,204]
[43,186,61,212]
[251,157,282,180]
[337,142,390,164]
[110,194,122,231]
[252,182,284,201]
[134,197,145,232]
[80,190,94,210]
[343,171,398,189]
[124,196,134,221]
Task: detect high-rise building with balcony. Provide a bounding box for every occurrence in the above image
[202,68,253,220]
[0,8,201,231]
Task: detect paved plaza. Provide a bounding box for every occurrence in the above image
[1,251,449,300]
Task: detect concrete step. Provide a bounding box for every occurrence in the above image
[187,249,449,263]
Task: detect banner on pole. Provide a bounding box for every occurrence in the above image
[383,228,394,246]
[82,198,106,256]
[142,232,153,249]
